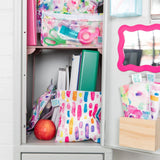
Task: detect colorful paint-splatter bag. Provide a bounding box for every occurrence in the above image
[55,90,101,143]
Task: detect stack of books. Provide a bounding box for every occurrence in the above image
[57,50,100,91]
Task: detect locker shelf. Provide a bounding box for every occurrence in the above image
[26,132,101,147]
[27,46,102,55]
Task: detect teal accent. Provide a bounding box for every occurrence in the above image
[98,36,102,43]
[146,84,149,92]
[128,98,131,105]
[142,111,150,120]
[67,111,70,117]
[67,120,69,124]
[96,108,101,122]
[60,25,78,39]
[97,138,101,143]
[84,92,89,102]
[123,105,127,111]
[84,103,87,113]
[51,99,60,107]
[155,93,159,96]
[54,26,59,31]
[40,101,45,107]
[138,103,144,110]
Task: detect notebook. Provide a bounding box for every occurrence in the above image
[57,68,66,90]
[69,55,81,90]
[78,50,99,91]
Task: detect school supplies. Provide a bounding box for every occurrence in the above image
[43,28,67,46]
[78,28,100,44]
[78,50,99,91]
[41,12,103,47]
[120,73,160,120]
[57,68,66,90]
[69,55,81,90]
[37,0,103,32]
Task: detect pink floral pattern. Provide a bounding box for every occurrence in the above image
[120,83,150,120]
[124,105,142,119]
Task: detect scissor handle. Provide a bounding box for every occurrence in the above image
[43,37,58,46]
[43,28,66,46]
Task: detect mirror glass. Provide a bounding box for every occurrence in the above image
[124,30,160,66]
[118,24,160,72]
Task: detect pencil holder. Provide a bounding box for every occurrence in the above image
[110,0,142,17]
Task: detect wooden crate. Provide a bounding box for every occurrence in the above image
[119,117,160,151]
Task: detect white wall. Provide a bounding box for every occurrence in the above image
[0,0,14,160]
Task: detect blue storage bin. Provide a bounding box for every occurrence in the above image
[110,0,142,17]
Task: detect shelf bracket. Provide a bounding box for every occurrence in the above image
[27,47,41,55]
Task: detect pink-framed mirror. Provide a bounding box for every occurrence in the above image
[118,24,160,73]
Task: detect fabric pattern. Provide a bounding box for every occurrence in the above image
[55,90,101,143]
[37,0,103,32]
[27,84,55,131]
[150,83,160,120]
[120,83,150,120]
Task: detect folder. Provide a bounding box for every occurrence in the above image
[57,68,66,90]
[66,65,69,90]
[69,55,81,90]
[78,50,99,91]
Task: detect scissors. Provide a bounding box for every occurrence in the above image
[43,28,67,46]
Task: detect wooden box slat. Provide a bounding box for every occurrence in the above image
[119,117,160,151]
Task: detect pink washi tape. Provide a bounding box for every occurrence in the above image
[78,28,100,44]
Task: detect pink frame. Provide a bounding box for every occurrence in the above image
[117,24,160,73]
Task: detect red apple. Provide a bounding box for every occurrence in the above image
[34,119,56,140]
